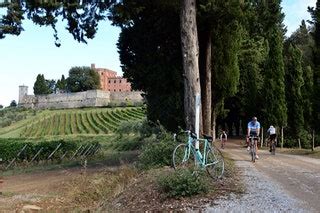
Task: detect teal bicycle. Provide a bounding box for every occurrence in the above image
[172,130,224,179]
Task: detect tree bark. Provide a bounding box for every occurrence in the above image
[180,0,201,132]
[199,30,212,135]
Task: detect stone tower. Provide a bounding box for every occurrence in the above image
[19,85,28,104]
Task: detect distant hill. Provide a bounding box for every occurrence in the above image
[0,107,145,138]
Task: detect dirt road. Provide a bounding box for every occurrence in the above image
[208,139,320,212]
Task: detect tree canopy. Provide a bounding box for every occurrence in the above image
[67,66,100,92]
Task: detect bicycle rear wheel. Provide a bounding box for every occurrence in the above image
[271,141,276,155]
[172,143,195,169]
[206,147,225,179]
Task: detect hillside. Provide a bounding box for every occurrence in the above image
[0,107,145,138]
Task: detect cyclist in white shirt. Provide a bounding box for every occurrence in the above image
[220,130,227,149]
[267,125,277,152]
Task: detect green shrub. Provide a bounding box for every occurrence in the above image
[138,129,176,170]
[157,169,208,197]
[112,136,142,151]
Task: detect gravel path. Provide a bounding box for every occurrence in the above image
[205,140,319,212]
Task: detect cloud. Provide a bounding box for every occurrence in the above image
[282,0,317,36]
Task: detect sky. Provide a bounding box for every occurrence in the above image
[0,0,317,107]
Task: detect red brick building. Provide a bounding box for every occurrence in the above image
[91,64,132,92]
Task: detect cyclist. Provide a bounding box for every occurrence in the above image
[267,125,277,152]
[247,117,260,159]
[220,130,227,149]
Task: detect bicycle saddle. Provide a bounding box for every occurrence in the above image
[203,134,213,142]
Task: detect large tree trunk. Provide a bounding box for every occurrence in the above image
[180,0,201,132]
[199,30,212,135]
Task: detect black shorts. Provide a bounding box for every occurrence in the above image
[269,134,276,140]
[250,132,257,137]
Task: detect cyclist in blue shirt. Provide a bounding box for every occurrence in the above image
[247,117,260,159]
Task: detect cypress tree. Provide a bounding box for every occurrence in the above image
[33,74,50,95]
[308,1,320,132]
[262,0,287,128]
[285,44,304,144]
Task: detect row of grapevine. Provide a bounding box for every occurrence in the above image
[20,107,145,137]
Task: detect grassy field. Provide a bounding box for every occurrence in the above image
[0,107,144,138]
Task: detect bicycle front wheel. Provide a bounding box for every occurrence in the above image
[172,143,195,169]
[206,147,225,179]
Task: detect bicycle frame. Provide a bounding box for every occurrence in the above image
[182,133,214,167]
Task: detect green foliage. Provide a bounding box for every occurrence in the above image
[9,100,17,107]
[284,44,304,141]
[210,1,242,103]
[138,128,176,170]
[113,119,160,151]
[157,169,208,197]
[56,74,67,92]
[0,138,99,162]
[33,74,51,95]
[67,66,101,92]
[309,1,320,131]
[113,0,184,132]
[262,5,287,127]
[0,2,112,46]
[0,107,33,128]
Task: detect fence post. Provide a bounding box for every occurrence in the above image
[92,144,101,155]
[298,138,301,149]
[47,143,62,160]
[261,127,264,148]
[60,151,68,160]
[82,145,93,159]
[5,144,28,170]
[29,147,43,164]
[70,145,83,160]
[281,127,284,149]
[312,130,315,151]
[79,144,89,156]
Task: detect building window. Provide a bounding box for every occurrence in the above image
[119,80,122,83]
[114,89,116,92]
[119,89,121,91]
[108,89,110,91]
[114,80,116,83]
[108,80,111,83]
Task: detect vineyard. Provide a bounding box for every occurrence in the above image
[19,107,144,137]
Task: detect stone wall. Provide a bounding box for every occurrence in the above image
[19,90,143,109]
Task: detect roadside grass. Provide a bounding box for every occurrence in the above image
[62,166,138,209]
[277,148,320,159]
[101,154,244,211]
[0,120,244,211]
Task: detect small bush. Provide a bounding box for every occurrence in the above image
[157,169,208,197]
[138,130,176,170]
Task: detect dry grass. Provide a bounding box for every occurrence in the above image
[277,147,320,159]
[102,155,244,211]
[62,166,138,209]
